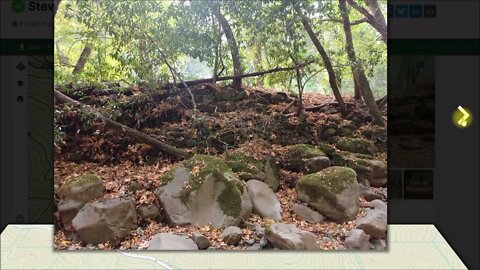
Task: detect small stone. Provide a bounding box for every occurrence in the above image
[265,223,319,250]
[247,243,262,250]
[255,223,265,238]
[371,238,387,250]
[245,239,255,245]
[137,204,160,220]
[147,233,198,250]
[259,237,268,247]
[220,226,243,245]
[193,233,211,249]
[345,229,370,250]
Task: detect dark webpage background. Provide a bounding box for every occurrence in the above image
[0,0,479,269]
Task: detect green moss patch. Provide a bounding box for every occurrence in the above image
[225,152,263,179]
[336,137,375,155]
[287,144,326,159]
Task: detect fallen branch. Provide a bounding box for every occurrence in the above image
[281,98,298,114]
[54,89,191,159]
[305,102,355,112]
[168,61,315,88]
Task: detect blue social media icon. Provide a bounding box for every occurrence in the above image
[409,5,423,18]
[395,5,408,18]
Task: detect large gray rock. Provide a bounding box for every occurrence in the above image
[292,203,324,223]
[72,197,137,245]
[265,223,319,250]
[147,233,198,250]
[155,155,252,228]
[356,200,387,238]
[57,174,104,226]
[296,166,360,222]
[345,229,371,250]
[220,226,243,245]
[283,144,328,173]
[246,180,282,221]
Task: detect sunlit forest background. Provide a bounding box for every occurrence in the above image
[54,0,386,96]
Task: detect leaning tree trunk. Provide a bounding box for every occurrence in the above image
[339,0,384,125]
[54,90,190,159]
[347,0,387,43]
[213,7,242,90]
[72,43,92,75]
[293,1,347,113]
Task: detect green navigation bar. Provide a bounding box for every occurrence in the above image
[389,39,480,55]
[0,39,53,55]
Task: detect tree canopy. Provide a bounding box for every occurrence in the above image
[54,0,386,97]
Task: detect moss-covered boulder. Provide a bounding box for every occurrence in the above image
[337,121,354,137]
[56,174,105,226]
[336,137,377,155]
[283,144,330,173]
[345,158,387,187]
[317,143,336,157]
[225,152,280,191]
[155,154,252,228]
[296,166,360,222]
[332,152,387,187]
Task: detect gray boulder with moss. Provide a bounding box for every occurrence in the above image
[345,158,387,187]
[296,166,360,222]
[154,154,252,228]
[336,137,377,155]
[225,152,280,191]
[283,144,330,173]
[56,174,104,226]
[332,151,386,187]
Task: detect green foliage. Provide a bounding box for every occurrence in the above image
[55,0,386,97]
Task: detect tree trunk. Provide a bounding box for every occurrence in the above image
[72,43,92,75]
[339,0,384,125]
[354,78,362,99]
[292,1,347,113]
[213,7,242,90]
[253,43,264,86]
[347,0,387,43]
[212,14,222,83]
[54,90,191,159]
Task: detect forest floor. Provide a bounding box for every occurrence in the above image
[53,82,387,250]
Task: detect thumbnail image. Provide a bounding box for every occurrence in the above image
[388,55,435,169]
[53,1,388,250]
